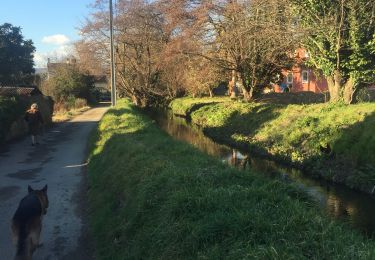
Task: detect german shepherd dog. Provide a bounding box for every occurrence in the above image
[11,185,48,260]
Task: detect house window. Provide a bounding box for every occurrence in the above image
[302,70,309,83]
[287,72,293,84]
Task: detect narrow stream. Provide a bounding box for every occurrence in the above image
[147,109,375,238]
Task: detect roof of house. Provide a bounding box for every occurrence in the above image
[47,62,72,73]
[47,57,77,73]
[0,86,42,96]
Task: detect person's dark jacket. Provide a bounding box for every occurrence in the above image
[24,109,43,135]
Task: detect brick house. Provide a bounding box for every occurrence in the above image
[274,48,328,94]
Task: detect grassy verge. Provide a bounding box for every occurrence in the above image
[53,97,91,122]
[88,99,375,259]
[52,106,90,122]
[169,98,375,193]
[169,96,230,116]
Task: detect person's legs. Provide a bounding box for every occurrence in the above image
[31,135,36,145]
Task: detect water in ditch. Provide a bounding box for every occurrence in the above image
[147,108,375,238]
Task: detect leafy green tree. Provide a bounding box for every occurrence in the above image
[0,23,35,85]
[292,0,375,104]
[42,66,95,103]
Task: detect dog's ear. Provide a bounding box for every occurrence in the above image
[42,185,48,193]
[28,185,34,193]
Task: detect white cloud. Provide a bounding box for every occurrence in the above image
[34,52,46,68]
[42,34,70,45]
[34,44,74,68]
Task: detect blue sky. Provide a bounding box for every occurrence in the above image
[0,0,93,68]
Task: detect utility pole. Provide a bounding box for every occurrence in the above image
[109,0,116,106]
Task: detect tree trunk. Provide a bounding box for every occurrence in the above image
[327,70,342,102]
[230,70,238,99]
[343,76,355,104]
[209,89,214,98]
[131,94,139,106]
[243,88,253,101]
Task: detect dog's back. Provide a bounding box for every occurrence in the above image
[12,185,48,260]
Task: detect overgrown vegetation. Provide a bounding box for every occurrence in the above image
[52,98,89,122]
[0,96,24,143]
[170,98,375,193]
[41,66,95,105]
[88,99,375,259]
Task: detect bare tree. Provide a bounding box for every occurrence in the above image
[77,0,298,105]
[197,0,297,100]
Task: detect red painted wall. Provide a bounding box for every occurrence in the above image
[275,48,328,93]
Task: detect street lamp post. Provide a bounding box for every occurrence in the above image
[109,0,116,106]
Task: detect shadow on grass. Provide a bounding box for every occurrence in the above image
[254,92,326,105]
[309,111,375,193]
[203,103,284,152]
[105,107,133,117]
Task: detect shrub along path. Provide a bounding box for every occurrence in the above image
[88,99,375,259]
[170,97,375,194]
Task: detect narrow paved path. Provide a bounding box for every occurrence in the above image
[0,106,109,260]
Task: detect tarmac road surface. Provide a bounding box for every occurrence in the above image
[0,106,109,260]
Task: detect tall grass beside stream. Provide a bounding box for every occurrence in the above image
[170,98,375,193]
[88,99,375,259]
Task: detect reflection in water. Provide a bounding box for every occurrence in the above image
[147,109,375,237]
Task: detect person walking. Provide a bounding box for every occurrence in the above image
[24,103,44,146]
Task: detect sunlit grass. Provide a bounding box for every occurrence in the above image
[173,98,375,193]
[169,96,231,116]
[52,106,91,122]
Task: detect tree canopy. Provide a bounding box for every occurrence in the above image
[78,0,375,105]
[0,23,35,86]
[293,0,375,103]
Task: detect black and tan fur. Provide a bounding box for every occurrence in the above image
[11,185,48,260]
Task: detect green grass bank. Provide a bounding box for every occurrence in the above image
[170,96,230,117]
[170,97,375,194]
[88,99,375,259]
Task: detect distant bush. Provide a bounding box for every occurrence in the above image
[41,66,96,106]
